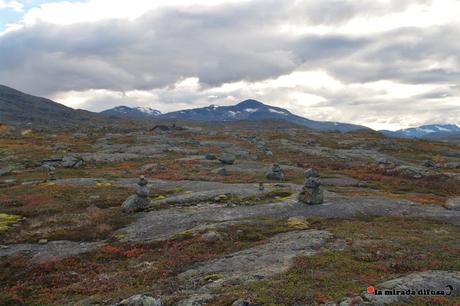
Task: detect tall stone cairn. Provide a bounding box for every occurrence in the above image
[298,168,324,205]
[121,176,151,213]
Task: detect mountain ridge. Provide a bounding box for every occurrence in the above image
[103,99,368,132]
[380,124,460,139]
[101,106,162,118]
[0,84,99,128]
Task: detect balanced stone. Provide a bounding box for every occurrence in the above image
[266,164,284,181]
[298,168,324,205]
[218,153,235,165]
[121,176,151,213]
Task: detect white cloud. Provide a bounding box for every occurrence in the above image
[21,0,249,25]
[0,0,24,12]
[1,0,460,130]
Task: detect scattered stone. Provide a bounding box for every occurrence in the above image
[445,197,460,211]
[259,182,264,191]
[114,294,162,306]
[205,153,217,160]
[62,155,84,168]
[211,167,229,176]
[0,166,14,177]
[38,239,48,244]
[338,296,364,306]
[73,132,88,139]
[202,231,223,242]
[39,163,55,172]
[218,153,235,165]
[48,171,56,181]
[357,181,369,188]
[231,299,252,306]
[266,164,284,181]
[139,164,159,173]
[214,194,228,202]
[176,294,213,306]
[423,160,436,168]
[150,124,186,132]
[377,157,396,169]
[298,168,324,205]
[443,162,460,169]
[121,176,151,213]
[385,166,426,179]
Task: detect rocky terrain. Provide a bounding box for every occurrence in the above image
[0,120,459,305]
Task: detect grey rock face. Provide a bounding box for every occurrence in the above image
[298,168,324,205]
[122,176,151,213]
[445,197,460,211]
[114,294,162,306]
[266,164,284,181]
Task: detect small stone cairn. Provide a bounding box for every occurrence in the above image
[266,164,284,181]
[121,176,151,213]
[298,168,324,205]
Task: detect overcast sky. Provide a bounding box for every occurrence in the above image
[0,0,459,130]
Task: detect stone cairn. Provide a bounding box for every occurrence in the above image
[266,164,284,181]
[298,168,324,205]
[121,176,151,213]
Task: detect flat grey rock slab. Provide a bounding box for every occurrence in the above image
[179,230,345,287]
[55,178,301,193]
[119,194,460,242]
[0,240,103,263]
[362,270,460,305]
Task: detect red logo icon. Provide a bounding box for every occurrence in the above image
[367,286,375,294]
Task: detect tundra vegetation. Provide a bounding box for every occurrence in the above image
[0,121,459,305]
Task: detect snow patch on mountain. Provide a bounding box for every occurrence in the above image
[268,108,287,115]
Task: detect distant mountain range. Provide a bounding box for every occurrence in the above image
[380,124,460,139]
[101,99,366,132]
[1,84,459,140]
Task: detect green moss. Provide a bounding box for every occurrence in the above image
[0,213,21,233]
